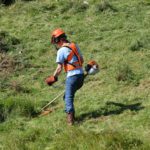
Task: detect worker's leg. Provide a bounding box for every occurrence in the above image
[65,74,84,125]
[65,74,84,113]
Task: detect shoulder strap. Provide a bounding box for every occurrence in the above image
[69,43,82,66]
[62,42,83,66]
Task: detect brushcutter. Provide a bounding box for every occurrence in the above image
[40,90,64,112]
[39,60,100,116]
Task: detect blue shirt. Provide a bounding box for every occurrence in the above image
[56,44,84,78]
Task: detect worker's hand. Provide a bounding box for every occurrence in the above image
[45,76,58,86]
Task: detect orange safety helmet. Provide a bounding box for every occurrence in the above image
[51,28,66,44]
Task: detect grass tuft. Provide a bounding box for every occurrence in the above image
[0,103,5,122]
[129,34,150,51]
[95,0,117,13]
[129,39,143,51]
[0,97,38,122]
[116,63,140,85]
[71,0,89,13]
[0,31,20,53]
[0,0,15,6]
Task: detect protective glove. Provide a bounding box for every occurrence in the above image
[45,76,58,86]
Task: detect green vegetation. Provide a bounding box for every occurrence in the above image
[0,0,150,149]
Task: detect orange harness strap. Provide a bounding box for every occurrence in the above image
[62,43,83,72]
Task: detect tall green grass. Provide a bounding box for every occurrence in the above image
[0,0,150,149]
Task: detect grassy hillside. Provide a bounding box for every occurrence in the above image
[0,0,150,149]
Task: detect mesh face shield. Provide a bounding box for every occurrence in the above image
[51,34,67,44]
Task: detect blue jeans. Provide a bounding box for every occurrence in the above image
[64,74,84,113]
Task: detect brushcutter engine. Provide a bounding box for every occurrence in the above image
[85,60,99,75]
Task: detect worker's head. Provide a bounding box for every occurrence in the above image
[51,28,68,49]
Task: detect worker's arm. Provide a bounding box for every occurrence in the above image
[53,63,63,78]
[45,63,62,86]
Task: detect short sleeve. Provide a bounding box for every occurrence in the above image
[56,47,71,64]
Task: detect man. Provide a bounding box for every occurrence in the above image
[46,28,84,125]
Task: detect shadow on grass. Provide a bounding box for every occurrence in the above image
[77,102,144,122]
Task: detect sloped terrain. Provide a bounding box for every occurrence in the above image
[0,0,150,149]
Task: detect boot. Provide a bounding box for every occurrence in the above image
[67,112,74,126]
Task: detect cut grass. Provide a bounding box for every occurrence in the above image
[0,0,150,149]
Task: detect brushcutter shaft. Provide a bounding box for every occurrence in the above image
[40,90,65,112]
